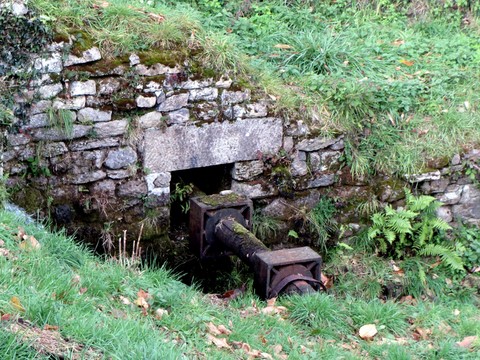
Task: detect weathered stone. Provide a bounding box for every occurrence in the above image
[146,173,171,195]
[37,83,63,99]
[34,53,62,74]
[232,160,264,181]
[129,53,140,66]
[17,146,35,161]
[420,179,449,194]
[107,169,132,179]
[136,95,157,108]
[452,185,480,225]
[156,91,166,104]
[138,112,163,129]
[221,89,251,105]
[135,63,180,76]
[182,79,213,90]
[2,1,28,15]
[30,100,52,115]
[91,180,116,198]
[30,74,55,87]
[189,87,218,101]
[99,78,121,95]
[299,174,335,189]
[283,136,294,153]
[70,170,107,184]
[69,138,120,151]
[70,80,96,96]
[244,102,268,118]
[436,206,453,223]
[78,108,112,123]
[451,154,461,166]
[231,181,277,199]
[309,152,321,171]
[297,137,338,152]
[157,93,189,112]
[144,118,283,172]
[224,105,246,120]
[53,97,86,110]
[321,151,342,171]
[44,142,68,157]
[378,183,405,203]
[117,180,148,198]
[215,76,233,89]
[7,133,30,146]
[285,120,309,137]
[30,125,92,141]
[262,199,291,219]
[27,113,49,129]
[94,119,128,138]
[144,81,162,93]
[153,172,171,187]
[104,147,137,170]
[64,47,102,67]
[330,138,345,151]
[167,108,189,125]
[195,102,219,121]
[291,157,308,177]
[85,96,110,108]
[405,170,441,183]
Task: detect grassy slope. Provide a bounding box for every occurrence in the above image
[29,0,480,177]
[1,210,479,359]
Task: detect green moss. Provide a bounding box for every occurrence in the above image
[198,193,246,207]
[138,50,187,68]
[70,30,96,56]
[232,222,250,235]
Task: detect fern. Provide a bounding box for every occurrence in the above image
[367,188,463,273]
[419,244,465,272]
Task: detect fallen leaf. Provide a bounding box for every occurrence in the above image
[321,273,333,289]
[359,324,377,340]
[0,248,9,257]
[456,335,477,348]
[274,44,293,49]
[44,324,59,331]
[154,308,168,320]
[0,239,4,246]
[79,287,87,295]
[206,322,222,336]
[19,236,41,250]
[453,309,460,316]
[134,296,149,309]
[399,59,414,67]
[71,274,81,284]
[392,39,405,46]
[1,314,12,321]
[398,295,416,305]
[119,295,131,305]
[414,327,431,340]
[206,333,231,349]
[219,284,246,300]
[10,296,25,312]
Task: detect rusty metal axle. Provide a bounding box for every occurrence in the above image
[189,193,324,299]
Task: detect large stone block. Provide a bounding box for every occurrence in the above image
[64,47,102,66]
[144,118,283,172]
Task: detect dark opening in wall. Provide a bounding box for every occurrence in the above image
[169,163,233,229]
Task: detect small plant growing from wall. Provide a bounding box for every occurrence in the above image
[170,182,194,214]
[46,107,74,138]
[367,189,464,273]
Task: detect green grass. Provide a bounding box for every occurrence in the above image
[25,0,480,177]
[1,209,479,358]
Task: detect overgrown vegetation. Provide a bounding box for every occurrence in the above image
[25,0,480,177]
[1,209,479,358]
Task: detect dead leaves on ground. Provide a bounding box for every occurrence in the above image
[1,316,102,359]
[205,321,286,359]
[359,324,378,340]
[116,289,169,319]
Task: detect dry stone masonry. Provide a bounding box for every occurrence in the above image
[1,3,479,255]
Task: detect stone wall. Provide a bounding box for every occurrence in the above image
[1,4,479,256]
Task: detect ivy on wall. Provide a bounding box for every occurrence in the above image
[0,7,52,74]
